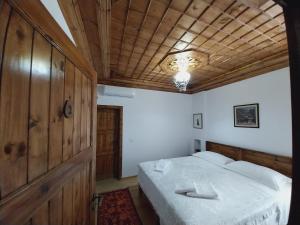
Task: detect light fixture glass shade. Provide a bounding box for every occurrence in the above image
[173,71,191,92]
[176,56,189,72]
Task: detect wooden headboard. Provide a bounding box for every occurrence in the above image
[206,141,292,177]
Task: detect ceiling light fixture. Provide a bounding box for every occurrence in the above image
[160,49,208,92]
[173,55,191,92]
[174,71,191,92]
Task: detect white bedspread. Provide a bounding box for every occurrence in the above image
[138,156,291,225]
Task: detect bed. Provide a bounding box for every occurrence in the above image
[138,141,292,225]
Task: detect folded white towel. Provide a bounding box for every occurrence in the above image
[186,190,218,199]
[175,187,196,194]
[175,182,219,199]
[154,159,171,173]
[186,191,218,199]
[190,182,218,199]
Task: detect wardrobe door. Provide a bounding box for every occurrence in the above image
[0,1,97,224]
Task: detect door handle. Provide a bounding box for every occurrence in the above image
[92,193,104,211]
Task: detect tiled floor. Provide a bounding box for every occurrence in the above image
[96,177,158,225]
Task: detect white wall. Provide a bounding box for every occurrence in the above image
[97,68,292,177]
[191,91,207,152]
[98,86,193,177]
[41,0,75,44]
[192,68,292,157]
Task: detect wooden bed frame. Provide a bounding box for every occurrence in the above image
[206,141,292,177]
[138,141,292,224]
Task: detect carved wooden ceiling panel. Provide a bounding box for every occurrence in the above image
[71,0,288,93]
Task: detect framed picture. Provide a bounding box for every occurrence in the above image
[234,103,259,128]
[193,113,203,129]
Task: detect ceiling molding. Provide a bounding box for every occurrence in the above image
[99,79,189,93]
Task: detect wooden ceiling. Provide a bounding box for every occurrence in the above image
[60,0,288,93]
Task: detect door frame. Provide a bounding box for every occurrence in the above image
[274,1,300,224]
[97,105,123,179]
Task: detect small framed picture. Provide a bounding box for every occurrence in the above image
[193,113,203,129]
[234,103,259,128]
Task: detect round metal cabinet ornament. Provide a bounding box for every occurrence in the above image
[63,100,73,118]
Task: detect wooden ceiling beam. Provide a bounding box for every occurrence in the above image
[169,3,283,62]
[116,0,131,72]
[110,34,180,51]
[133,0,198,80]
[169,4,281,50]
[208,21,286,66]
[96,0,111,79]
[110,76,173,87]
[100,80,183,93]
[174,5,286,77]
[247,1,284,28]
[177,27,236,50]
[100,76,182,93]
[107,0,288,93]
[237,0,269,9]
[146,2,243,80]
[147,2,273,82]
[123,0,153,76]
[58,0,92,64]
[77,0,105,79]
[126,0,175,78]
[194,5,281,58]
[202,0,278,44]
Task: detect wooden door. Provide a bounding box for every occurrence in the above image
[0,1,97,225]
[97,106,122,180]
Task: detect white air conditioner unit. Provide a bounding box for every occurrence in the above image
[97,85,135,98]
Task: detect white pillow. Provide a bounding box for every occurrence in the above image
[225,161,291,191]
[192,151,234,166]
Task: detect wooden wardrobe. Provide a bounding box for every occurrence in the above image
[0,1,97,225]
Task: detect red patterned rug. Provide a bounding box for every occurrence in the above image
[98,188,143,225]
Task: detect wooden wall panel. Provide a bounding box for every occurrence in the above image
[73,68,82,155]
[49,48,65,170]
[87,79,91,148]
[73,172,82,225]
[26,164,91,225]
[49,190,63,225]
[81,75,88,150]
[22,220,32,225]
[90,72,97,225]
[63,60,75,161]
[32,202,49,225]
[85,163,91,225]
[28,31,51,182]
[63,180,73,225]
[81,166,87,225]
[0,2,11,69]
[0,11,32,197]
[0,1,96,224]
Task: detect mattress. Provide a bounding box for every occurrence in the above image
[138,156,291,225]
